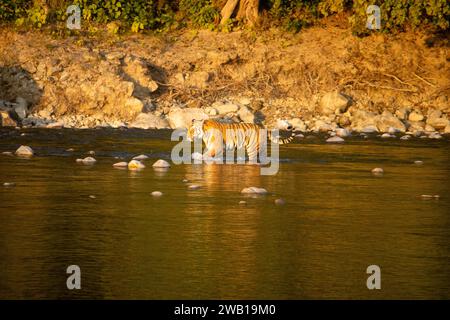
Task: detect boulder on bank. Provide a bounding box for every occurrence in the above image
[0,110,19,127]
[167,107,209,129]
[376,111,406,133]
[319,91,350,115]
[129,113,170,129]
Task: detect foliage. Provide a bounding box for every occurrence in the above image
[0,0,448,33]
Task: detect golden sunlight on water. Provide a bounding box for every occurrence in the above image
[0,128,449,299]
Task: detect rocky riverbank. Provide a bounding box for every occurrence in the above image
[1,24,449,138]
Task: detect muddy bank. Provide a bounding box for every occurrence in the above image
[0,24,449,136]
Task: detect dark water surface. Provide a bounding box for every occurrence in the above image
[0,128,449,299]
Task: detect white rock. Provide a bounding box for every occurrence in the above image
[113,162,128,167]
[2,151,13,156]
[239,200,247,205]
[167,107,209,129]
[371,168,384,174]
[326,136,345,143]
[428,133,442,139]
[400,135,411,140]
[46,121,64,129]
[128,160,145,170]
[213,102,239,114]
[414,160,423,165]
[274,198,286,205]
[129,113,169,129]
[152,159,171,168]
[133,154,149,160]
[361,125,378,133]
[151,191,163,197]
[188,184,201,190]
[15,145,34,157]
[3,182,16,187]
[319,91,350,115]
[76,157,96,164]
[381,133,393,138]
[336,128,350,138]
[241,187,268,194]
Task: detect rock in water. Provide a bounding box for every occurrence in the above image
[414,160,424,165]
[275,198,286,206]
[151,191,163,197]
[113,161,128,168]
[371,168,384,175]
[188,184,201,190]
[15,145,34,157]
[326,136,345,143]
[3,182,16,187]
[241,187,268,194]
[152,159,171,168]
[239,200,247,205]
[128,159,145,170]
[133,154,149,161]
[76,157,97,164]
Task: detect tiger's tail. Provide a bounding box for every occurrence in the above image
[268,127,296,145]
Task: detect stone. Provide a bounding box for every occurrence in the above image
[15,145,34,157]
[3,182,16,187]
[14,97,28,119]
[414,160,423,165]
[0,110,19,127]
[113,162,128,168]
[187,71,210,88]
[124,97,144,116]
[151,191,163,197]
[213,102,240,115]
[428,132,442,139]
[237,106,255,123]
[371,168,384,175]
[46,121,64,129]
[167,107,209,129]
[76,157,96,164]
[2,151,13,156]
[241,187,268,194]
[188,184,201,190]
[274,198,286,206]
[381,133,393,138]
[129,113,169,129]
[361,125,378,133]
[427,116,449,130]
[445,124,450,134]
[400,135,411,140]
[290,118,307,131]
[152,159,171,168]
[408,111,424,122]
[319,91,350,115]
[326,136,345,143]
[133,154,149,161]
[376,111,406,133]
[128,160,145,170]
[239,200,247,205]
[335,128,350,138]
[425,124,435,132]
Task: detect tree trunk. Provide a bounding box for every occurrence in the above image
[220,0,259,26]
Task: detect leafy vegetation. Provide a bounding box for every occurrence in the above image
[0,0,448,34]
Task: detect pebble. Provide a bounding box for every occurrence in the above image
[428,133,442,139]
[113,161,128,168]
[241,187,268,194]
[87,150,95,155]
[400,135,411,140]
[15,145,34,157]
[326,136,345,143]
[420,194,440,200]
[381,133,393,138]
[414,160,423,165]
[3,182,16,187]
[2,151,13,156]
[152,159,171,168]
[182,179,189,183]
[133,154,149,161]
[89,195,96,199]
[239,200,247,205]
[66,148,75,152]
[76,156,96,164]
[274,198,286,205]
[128,159,145,170]
[188,184,201,190]
[151,191,163,197]
[335,128,350,138]
[371,168,384,175]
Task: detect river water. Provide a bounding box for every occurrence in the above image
[0,128,449,299]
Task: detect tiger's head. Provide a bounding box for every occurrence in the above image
[187,119,205,141]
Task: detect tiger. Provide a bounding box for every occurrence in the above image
[187,119,295,163]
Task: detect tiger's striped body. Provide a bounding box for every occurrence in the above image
[187,119,295,163]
